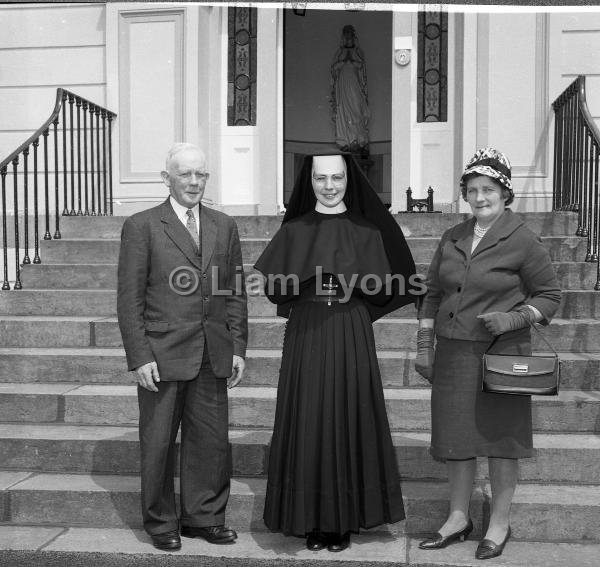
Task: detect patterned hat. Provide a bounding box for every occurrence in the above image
[460,147,513,197]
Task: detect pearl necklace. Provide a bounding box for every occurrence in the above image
[474,222,490,238]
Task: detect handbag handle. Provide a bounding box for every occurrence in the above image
[484,320,558,356]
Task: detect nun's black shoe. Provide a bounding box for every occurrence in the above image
[418,518,473,549]
[306,531,327,551]
[327,532,350,552]
[475,527,511,560]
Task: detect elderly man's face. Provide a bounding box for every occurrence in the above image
[161,148,208,208]
[312,155,347,209]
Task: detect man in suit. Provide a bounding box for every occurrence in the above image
[117,143,248,551]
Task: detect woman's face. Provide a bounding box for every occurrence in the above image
[465,175,507,226]
[312,155,347,209]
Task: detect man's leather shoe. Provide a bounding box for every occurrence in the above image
[151,530,181,551]
[327,532,350,552]
[306,531,327,551]
[181,525,237,544]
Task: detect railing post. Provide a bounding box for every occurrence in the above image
[582,131,590,238]
[62,91,69,216]
[108,113,114,215]
[32,139,41,264]
[53,117,61,239]
[43,129,51,241]
[552,101,560,210]
[102,110,107,216]
[22,147,31,265]
[591,140,600,291]
[590,142,600,266]
[576,96,585,234]
[83,102,89,216]
[568,94,576,210]
[89,104,96,215]
[76,97,83,215]
[96,107,102,215]
[69,94,75,215]
[1,167,9,290]
[12,157,22,289]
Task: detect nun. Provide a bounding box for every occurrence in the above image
[255,153,417,552]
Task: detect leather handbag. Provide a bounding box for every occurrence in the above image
[482,323,560,396]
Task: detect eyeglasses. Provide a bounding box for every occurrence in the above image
[312,173,346,187]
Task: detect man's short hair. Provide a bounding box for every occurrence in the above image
[165,143,204,171]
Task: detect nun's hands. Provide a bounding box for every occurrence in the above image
[415,327,435,384]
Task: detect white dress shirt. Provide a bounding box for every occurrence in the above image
[169,196,200,239]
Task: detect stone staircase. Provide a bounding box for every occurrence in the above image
[0,212,599,567]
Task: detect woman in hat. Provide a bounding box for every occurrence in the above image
[415,148,561,559]
[255,153,417,552]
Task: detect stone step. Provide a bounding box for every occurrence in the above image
[95,317,600,353]
[0,314,599,353]
[1,347,599,391]
[2,472,599,542]
[53,211,581,240]
[19,260,600,291]
[1,290,599,319]
[0,527,598,567]
[1,384,598,433]
[1,423,599,484]
[0,291,115,316]
[38,235,590,266]
[20,263,118,289]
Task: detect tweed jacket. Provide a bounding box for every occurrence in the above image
[418,209,561,341]
[117,199,248,380]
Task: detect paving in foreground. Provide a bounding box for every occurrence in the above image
[1,213,600,566]
[0,527,599,567]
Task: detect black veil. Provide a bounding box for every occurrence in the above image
[282,153,417,319]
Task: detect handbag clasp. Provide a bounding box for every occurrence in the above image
[513,363,529,373]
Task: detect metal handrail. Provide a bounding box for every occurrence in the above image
[0,88,115,173]
[552,75,600,289]
[0,88,117,290]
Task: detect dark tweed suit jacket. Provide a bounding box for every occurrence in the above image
[117,199,248,380]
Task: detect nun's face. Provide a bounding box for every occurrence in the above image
[311,155,347,209]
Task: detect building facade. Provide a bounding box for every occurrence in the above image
[1,2,600,216]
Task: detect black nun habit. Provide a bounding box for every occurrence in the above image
[255,153,412,541]
[255,153,417,320]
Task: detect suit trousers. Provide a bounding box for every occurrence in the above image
[137,347,231,535]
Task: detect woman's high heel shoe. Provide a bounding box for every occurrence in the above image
[418,518,474,550]
[475,526,511,560]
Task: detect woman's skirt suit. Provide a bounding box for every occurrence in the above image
[418,209,561,460]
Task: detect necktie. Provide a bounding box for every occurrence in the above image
[185,209,200,251]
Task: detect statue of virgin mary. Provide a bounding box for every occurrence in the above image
[330,25,370,156]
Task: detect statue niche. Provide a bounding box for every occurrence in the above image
[330,25,370,158]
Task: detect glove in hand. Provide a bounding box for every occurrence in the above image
[477,308,533,336]
[415,327,435,384]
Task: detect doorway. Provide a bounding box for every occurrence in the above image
[283,9,393,206]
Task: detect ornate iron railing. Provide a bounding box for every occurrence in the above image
[0,88,116,290]
[552,75,600,290]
